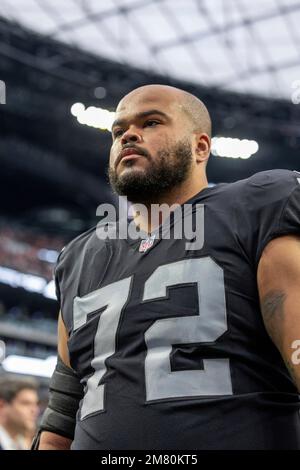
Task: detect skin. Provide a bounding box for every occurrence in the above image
[109,84,211,233]
[0,388,39,449]
[40,85,300,449]
[257,235,300,391]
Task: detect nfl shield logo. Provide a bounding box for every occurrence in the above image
[139,235,156,253]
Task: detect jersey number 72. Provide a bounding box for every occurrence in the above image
[73,257,233,420]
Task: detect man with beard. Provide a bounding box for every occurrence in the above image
[34,85,300,450]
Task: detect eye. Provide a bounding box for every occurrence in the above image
[144,120,160,128]
[113,129,124,138]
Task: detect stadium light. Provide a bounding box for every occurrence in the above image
[43,279,57,300]
[2,355,57,378]
[70,103,115,131]
[211,137,259,159]
[0,266,57,300]
[37,248,59,263]
[0,266,46,292]
[70,102,85,117]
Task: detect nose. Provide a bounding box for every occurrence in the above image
[121,127,142,145]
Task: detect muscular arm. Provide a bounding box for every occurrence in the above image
[38,312,73,450]
[257,235,300,392]
[39,431,72,451]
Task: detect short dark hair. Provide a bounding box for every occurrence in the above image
[0,376,38,403]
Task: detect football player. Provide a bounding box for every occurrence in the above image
[34,84,300,449]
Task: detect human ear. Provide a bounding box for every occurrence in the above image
[195,133,210,163]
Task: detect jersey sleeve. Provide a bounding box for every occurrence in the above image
[52,225,109,333]
[237,170,300,268]
[52,235,84,331]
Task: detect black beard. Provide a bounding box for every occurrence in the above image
[108,140,193,203]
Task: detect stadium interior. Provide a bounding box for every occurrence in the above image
[0,0,300,418]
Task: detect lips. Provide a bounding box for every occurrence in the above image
[116,147,146,167]
[121,148,140,158]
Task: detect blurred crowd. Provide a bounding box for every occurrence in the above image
[0,225,66,281]
[0,226,62,450]
[0,302,57,336]
[0,301,57,360]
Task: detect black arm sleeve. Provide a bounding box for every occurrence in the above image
[31,356,84,448]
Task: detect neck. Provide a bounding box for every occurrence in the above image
[132,174,208,234]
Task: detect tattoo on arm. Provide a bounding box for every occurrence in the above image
[260,290,286,349]
[260,290,300,390]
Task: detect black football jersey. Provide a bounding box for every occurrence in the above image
[54,169,300,450]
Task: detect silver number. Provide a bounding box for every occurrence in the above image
[73,276,132,419]
[143,258,232,401]
[73,257,232,417]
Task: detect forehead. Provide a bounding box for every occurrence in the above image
[14,389,37,402]
[116,89,183,119]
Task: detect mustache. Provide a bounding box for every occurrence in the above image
[116,145,150,168]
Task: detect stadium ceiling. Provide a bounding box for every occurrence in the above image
[1,0,300,101]
[1,3,300,229]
